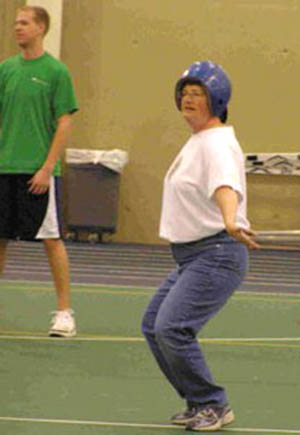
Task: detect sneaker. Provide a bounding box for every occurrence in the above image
[49,309,76,337]
[171,407,200,425]
[185,405,235,431]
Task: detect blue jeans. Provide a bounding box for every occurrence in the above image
[141,231,248,408]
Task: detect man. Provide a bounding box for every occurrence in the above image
[0,6,78,337]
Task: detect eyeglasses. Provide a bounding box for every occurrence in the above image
[181,90,206,99]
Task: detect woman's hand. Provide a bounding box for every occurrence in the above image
[226,223,260,250]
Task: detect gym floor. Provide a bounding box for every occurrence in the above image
[0,241,299,434]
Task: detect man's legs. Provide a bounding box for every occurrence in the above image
[43,238,70,310]
[44,238,76,337]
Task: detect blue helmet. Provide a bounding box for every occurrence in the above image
[175,61,232,123]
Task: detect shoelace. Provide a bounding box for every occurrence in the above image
[194,408,218,422]
[50,310,74,324]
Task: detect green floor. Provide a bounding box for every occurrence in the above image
[0,281,300,434]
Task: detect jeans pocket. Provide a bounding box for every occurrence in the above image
[211,243,248,278]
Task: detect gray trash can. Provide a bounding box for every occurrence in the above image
[65,163,121,241]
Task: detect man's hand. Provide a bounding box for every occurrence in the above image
[27,167,51,195]
[226,223,260,250]
[27,114,73,195]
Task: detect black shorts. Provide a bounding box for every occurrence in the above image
[0,174,63,241]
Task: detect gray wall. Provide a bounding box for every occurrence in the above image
[0,0,25,61]
[3,1,300,243]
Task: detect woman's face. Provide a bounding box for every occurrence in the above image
[180,83,214,132]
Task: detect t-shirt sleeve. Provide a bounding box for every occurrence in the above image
[52,66,78,119]
[205,142,244,201]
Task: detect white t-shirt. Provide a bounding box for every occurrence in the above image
[159,126,249,243]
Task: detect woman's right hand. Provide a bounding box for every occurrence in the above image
[226,223,260,250]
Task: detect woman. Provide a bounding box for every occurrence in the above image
[141,61,259,432]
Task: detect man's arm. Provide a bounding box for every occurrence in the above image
[28,114,73,194]
[214,185,259,249]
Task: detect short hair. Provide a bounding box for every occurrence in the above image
[17,6,50,35]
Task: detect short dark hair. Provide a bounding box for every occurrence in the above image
[17,6,50,35]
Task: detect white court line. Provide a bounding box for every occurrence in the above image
[0,334,143,342]
[0,416,299,433]
[1,279,300,297]
[3,270,300,285]
[0,333,300,344]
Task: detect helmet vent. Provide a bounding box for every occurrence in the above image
[174,61,231,119]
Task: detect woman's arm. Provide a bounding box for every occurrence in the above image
[214,185,259,250]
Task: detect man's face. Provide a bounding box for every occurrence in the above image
[15,10,45,48]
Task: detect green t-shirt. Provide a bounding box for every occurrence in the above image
[0,52,78,175]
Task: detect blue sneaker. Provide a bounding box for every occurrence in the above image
[185,405,234,431]
[171,407,200,425]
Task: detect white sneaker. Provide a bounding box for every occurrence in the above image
[49,309,76,337]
